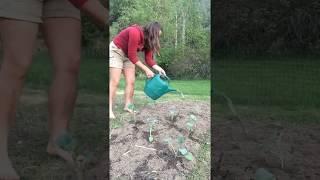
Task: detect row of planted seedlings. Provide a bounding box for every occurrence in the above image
[145,106,198,161]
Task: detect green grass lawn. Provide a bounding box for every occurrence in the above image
[213,55,320,108]
[118,78,210,99]
[26,51,210,98]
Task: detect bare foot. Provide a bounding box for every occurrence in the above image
[123,104,137,114]
[47,141,74,166]
[0,156,20,180]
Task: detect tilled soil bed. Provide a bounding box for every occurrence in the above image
[213,115,320,180]
[109,101,211,179]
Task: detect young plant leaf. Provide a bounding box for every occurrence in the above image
[177,135,186,145]
[179,148,188,155]
[186,122,194,127]
[148,127,153,142]
[255,168,276,180]
[169,110,175,116]
[190,114,196,121]
[148,136,154,142]
[186,122,194,131]
[184,152,194,161]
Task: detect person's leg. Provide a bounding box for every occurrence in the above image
[123,67,136,112]
[109,68,122,119]
[41,18,81,164]
[0,18,38,180]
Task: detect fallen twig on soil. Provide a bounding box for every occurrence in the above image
[135,144,157,151]
[122,150,132,156]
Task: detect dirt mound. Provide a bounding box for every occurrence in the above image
[109,101,210,179]
[213,116,320,179]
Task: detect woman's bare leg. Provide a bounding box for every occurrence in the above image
[109,68,122,119]
[42,18,81,164]
[0,18,38,180]
[123,67,135,112]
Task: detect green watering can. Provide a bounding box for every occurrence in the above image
[144,74,176,100]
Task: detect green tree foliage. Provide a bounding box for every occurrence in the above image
[110,0,211,79]
[81,0,108,58]
[214,0,320,55]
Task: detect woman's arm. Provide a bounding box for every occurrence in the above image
[135,61,155,78]
[145,50,166,75]
[69,0,108,28]
[127,29,155,78]
[80,0,108,28]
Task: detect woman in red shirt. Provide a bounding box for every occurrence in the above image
[109,22,166,119]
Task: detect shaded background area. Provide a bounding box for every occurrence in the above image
[213,55,320,108]
[0,1,108,179]
[213,0,320,179]
[213,0,320,109]
[214,0,320,55]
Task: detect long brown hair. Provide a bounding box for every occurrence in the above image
[143,22,162,55]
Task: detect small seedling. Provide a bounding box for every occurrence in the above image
[148,126,154,142]
[147,118,157,143]
[164,137,176,156]
[176,135,194,161]
[168,107,179,122]
[163,135,193,161]
[255,168,276,180]
[177,135,186,145]
[184,152,194,161]
[186,114,197,132]
[178,148,188,155]
[259,128,291,169]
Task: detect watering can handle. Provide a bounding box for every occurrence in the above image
[160,74,170,81]
[146,74,171,82]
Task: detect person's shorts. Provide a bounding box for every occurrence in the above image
[0,0,80,23]
[109,41,135,69]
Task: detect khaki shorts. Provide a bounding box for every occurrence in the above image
[109,41,135,69]
[0,0,80,23]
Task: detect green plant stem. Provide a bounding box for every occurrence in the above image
[169,143,177,157]
[149,127,152,139]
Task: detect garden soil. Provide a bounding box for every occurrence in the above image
[105,101,211,179]
[213,114,320,180]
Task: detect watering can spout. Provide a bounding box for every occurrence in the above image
[167,86,176,92]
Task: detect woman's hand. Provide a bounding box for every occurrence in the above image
[145,69,155,78]
[134,61,155,78]
[152,65,166,76]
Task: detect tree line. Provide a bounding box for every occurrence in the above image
[109,0,211,79]
[214,0,320,55]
